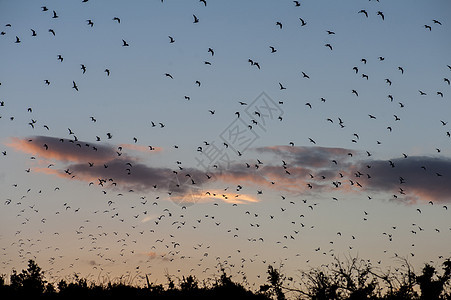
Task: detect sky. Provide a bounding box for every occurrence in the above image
[1,0,450,291]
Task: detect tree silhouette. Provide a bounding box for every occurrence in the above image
[1,258,450,299]
[416,259,451,300]
[9,259,48,295]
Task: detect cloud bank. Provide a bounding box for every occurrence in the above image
[7,136,451,204]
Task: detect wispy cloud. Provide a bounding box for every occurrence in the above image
[7,136,118,164]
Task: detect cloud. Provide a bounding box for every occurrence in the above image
[7,136,117,164]
[8,137,451,204]
[142,251,170,261]
[350,156,451,203]
[255,145,354,168]
[250,145,451,203]
[119,143,163,153]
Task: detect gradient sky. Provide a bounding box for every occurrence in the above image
[1,0,450,291]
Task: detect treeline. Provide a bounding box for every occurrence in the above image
[1,257,450,299]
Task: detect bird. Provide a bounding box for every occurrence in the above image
[86,19,94,27]
[72,81,79,91]
[299,18,307,26]
[432,19,442,25]
[276,21,282,29]
[269,46,277,53]
[424,25,432,31]
[168,36,175,43]
[81,64,87,74]
[193,14,199,23]
[208,48,214,56]
[104,69,110,76]
[113,17,121,23]
[325,43,333,50]
[15,36,20,43]
[52,10,58,18]
[377,11,385,20]
[122,39,129,46]
[31,29,37,36]
[279,82,286,90]
[358,10,368,17]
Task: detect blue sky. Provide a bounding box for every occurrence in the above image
[1,0,450,289]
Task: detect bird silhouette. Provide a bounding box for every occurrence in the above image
[358,10,368,17]
[299,18,307,26]
[193,14,199,23]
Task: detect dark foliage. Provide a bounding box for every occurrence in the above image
[1,257,450,299]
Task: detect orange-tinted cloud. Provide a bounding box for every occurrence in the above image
[119,143,163,153]
[7,136,117,164]
[8,138,451,204]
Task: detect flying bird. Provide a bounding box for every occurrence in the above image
[299,18,307,26]
[432,19,442,25]
[193,14,199,23]
[358,10,368,17]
